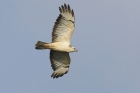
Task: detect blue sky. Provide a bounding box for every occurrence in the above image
[0,0,140,93]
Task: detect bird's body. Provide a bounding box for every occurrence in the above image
[36,41,76,52]
[35,4,77,78]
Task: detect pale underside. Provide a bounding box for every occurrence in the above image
[35,4,75,78]
[50,4,75,78]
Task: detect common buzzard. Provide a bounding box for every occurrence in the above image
[35,4,77,78]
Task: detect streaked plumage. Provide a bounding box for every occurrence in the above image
[35,4,77,78]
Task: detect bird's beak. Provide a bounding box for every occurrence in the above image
[75,49,78,52]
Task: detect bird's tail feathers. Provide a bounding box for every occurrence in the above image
[35,41,49,49]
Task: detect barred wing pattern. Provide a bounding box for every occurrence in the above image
[50,50,70,78]
[35,4,76,79]
[52,4,75,45]
[49,4,75,78]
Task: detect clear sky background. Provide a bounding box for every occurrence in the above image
[0,0,140,93]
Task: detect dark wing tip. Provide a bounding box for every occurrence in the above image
[51,71,68,79]
[72,9,74,17]
[59,7,61,12]
[59,3,74,17]
[64,3,67,9]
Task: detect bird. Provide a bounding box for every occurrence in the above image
[35,4,77,78]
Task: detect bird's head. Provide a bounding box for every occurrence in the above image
[69,45,78,52]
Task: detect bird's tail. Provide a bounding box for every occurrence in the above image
[35,41,50,49]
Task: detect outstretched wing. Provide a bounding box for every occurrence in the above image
[52,4,75,45]
[50,50,70,78]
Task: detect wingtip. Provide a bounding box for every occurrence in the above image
[51,72,57,78]
[51,70,68,79]
[59,3,74,17]
[51,72,63,79]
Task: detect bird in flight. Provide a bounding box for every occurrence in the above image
[35,4,77,78]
